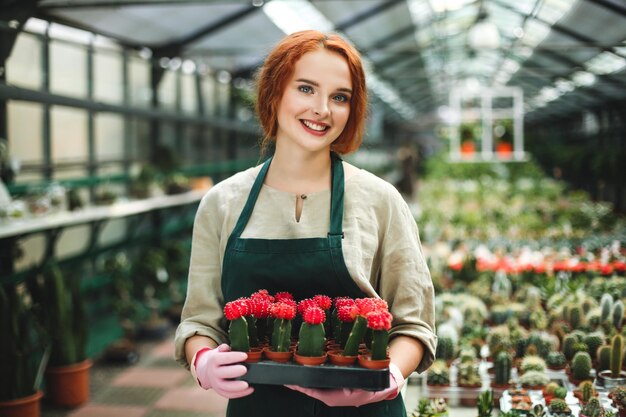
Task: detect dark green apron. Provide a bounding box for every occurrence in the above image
[221,153,405,417]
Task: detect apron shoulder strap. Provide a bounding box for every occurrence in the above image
[230,157,272,238]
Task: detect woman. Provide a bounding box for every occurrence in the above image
[175,30,436,416]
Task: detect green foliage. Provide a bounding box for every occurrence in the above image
[562,334,578,361]
[26,264,86,367]
[584,332,605,359]
[548,398,571,415]
[553,386,568,399]
[571,351,592,381]
[613,300,624,330]
[0,284,46,401]
[476,390,493,417]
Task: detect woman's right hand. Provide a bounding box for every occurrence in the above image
[191,344,254,398]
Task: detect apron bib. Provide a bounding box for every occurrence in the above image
[221,153,405,417]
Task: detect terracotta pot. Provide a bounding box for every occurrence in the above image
[294,352,327,366]
[45,359,92,407]
[548,364,567,371]
[245,348,263,363]
[263,347,292,363]
[326,343,341,351]
[0,391,43,417]
[358,354,390,370]
[328,350,357,366]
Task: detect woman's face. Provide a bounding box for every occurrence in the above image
[275,48,352,155]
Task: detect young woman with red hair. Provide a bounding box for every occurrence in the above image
[175,30,436,417]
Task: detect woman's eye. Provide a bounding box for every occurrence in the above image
[299,85,313,94]
[333,94,349,103]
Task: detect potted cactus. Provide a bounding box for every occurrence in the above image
[548,398,572,416]
[249,290,273,345]
[580,397,605,417]
[569,351,593,384]
[476,390,493,417]
[426,360,450,387]
[573,380,597,405]
[294,305,326,366]
[597,334,626,389]
[435,336,456,365]
[0,284,46,417]
[597,344,611,373]
[223,298,262,362]
[546,351,567,370]
[265,300,296,362]
[27,264,91,408]
[520,355,547,374]
[491,350,512,389]
[358,308,393,369]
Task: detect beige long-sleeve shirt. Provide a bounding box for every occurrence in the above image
[174,164,437,373]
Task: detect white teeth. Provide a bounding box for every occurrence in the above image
[302,120,327,131]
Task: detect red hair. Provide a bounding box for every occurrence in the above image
[255,30,367,155]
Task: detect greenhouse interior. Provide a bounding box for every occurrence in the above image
[1,0,625,416]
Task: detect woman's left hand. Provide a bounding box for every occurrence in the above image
[284,363,404,407]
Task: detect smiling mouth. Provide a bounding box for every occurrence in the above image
[300,119,329,133]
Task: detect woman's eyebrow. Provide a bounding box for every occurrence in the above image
[295,78,352,94]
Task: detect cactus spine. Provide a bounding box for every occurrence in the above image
[229,317,250,352]
[494,350,512,385]
[343,316,367,356]
[611,334,624,378]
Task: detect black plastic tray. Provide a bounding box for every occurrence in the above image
[239,360,390,391]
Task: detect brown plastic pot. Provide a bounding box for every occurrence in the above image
[263,347,293,363]
[45,359,92,407]
[294,352,327,366]
[358,354,390,369]
[328,350,357,366]
[0,391,43,417]
[245,347,263,363]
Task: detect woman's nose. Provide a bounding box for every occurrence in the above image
[312,99,329,117]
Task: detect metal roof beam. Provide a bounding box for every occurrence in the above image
[153,4,261,58]
[39,0,246,8]
[334,0,405,32]
[582,0,626,18]
[362,24,416,53]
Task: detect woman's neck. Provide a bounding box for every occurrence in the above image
[264,144,332,195]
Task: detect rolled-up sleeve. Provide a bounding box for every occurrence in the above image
[378,188,437,373]
[174,191,228,369]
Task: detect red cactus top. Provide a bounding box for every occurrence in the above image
[337,304,359,322]
[224,298,250,320]
[303,306,326,325]
[297,298,317,316]
[271,301,296,320]
[249,297,271,319]
[334,297,355,310]
[366,310,393,331]
[251,289,275,303]
[313,294,332,310]
[274,291,294,302]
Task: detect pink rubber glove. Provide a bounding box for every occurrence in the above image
[285,363,405,407]
[191,344,254,399]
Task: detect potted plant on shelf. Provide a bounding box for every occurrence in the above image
[294,304,327,366]
[0,284,46,417]
[569,351,593,384]
[597,334,626,389]
[548,398,572,417]
[519,370,550,390]
[27,264,91,408]
[490,350,511,404]
[579,397,606,417]
[426,360,450,388]
[609,386,626,417]
[546,351,567,370]
[476,390,492,417]
[573,380,597,405]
